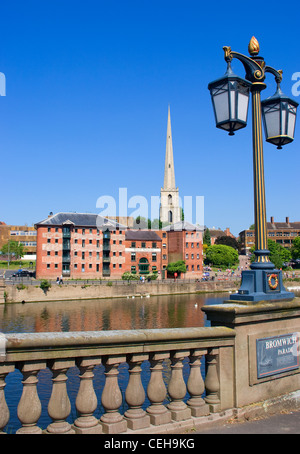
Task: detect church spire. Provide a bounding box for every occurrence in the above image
[160,105,181,225]
[163,105,176,190]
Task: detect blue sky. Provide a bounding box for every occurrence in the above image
[1,0,300,236]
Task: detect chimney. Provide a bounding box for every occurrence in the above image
[286,217,290,225]
[270,216,274,224]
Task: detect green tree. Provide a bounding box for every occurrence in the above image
[215,235,240,251]
[205,244,239,267]
[250,239,291,268]
[1,241,25,259]
[167,260,187,276]
[203,229,211,246]
[291,237,300,260]
[149,218,162,230]
[268,239,291,268]
[134,216,150,229]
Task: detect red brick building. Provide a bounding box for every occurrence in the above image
[163,221,203,278]
[35,213,203,280]
[124,230,163,277]
[35,213,126,279]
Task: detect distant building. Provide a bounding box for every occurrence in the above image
[163,221,203,278]
[35,212,204,280]
[239,217,300,255]
[209,227,235,245]
[35,212,126,279]
[0,223,37,260]
[106,216,135,228]
[124,230,162,277]
[159,106,181,225]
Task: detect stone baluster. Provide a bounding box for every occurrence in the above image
[100,356,127,434]
[204,349,221,412]
[167,350,191,421]
[0,364,14,433]
[72,357,102,434]
[124,353,150,430]
[146,352,171,425]
[16,361,46,434]
[186,349,209,417]
[45,359,75,434]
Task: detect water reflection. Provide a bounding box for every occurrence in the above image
[0,293,229,334]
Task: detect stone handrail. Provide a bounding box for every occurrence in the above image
[0,327,235,434]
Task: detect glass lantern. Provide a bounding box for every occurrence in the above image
[261,87,298,149]
[208,62,252,135]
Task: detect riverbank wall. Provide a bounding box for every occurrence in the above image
[3,280,239,304]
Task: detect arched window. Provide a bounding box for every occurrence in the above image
[139,258,150,274]
[168,194,172,205]
[168,210,173,223]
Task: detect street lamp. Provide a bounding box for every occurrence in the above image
[261,86,298,149]
[208,37,298,302]
[208,63,252,135]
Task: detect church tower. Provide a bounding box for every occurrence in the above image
[159,106,181,225]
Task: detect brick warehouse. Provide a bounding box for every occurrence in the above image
[35,212,203,279]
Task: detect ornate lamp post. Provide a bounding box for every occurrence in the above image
[208,37,298,302]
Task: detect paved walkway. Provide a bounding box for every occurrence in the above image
[197,409,300,434]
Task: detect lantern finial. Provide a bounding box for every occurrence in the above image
[248,36,260,56]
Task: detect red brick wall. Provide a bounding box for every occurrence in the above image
[36,226,63,279]
[124,237,162,277]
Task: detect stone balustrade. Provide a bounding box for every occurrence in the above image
[0,326,235,434]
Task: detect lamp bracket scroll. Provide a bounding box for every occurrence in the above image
[223,46,265,83]
[265,66,283,88]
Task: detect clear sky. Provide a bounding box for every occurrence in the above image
[1,0,300,236]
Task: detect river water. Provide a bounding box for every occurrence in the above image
[0,292,229,334]
[1,292,229,433]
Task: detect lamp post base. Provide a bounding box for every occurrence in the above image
[230,269,294,302]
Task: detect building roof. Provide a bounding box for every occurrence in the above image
[125,230,162,241]
[162,221,203,232]
[209,229,227,238]
[240,220,300,234]
[35,212,127,230]
[267,221,300,230]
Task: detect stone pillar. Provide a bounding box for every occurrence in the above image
[100,356,127,434]
[0,364,14,433]
[45,359,75,434]
[204,349,221,412]
[16,361,46,434]
[187,349,210,417]
[167,350,191,421]
[202,299,300,411]
[146,352,171,425]
[124,354,150,430]
[72,357,102,434]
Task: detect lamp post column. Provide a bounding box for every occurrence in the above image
[250,81,273,270]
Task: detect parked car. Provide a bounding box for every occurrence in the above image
[12,270,34,278]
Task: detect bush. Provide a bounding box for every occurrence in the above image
[166,260,187,276]
[147,273,158,280]
[122,272,140,280]
[205,244,239,267]
[40,279,51,291]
